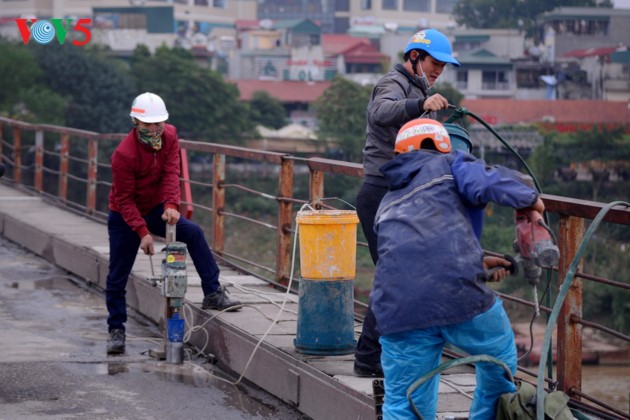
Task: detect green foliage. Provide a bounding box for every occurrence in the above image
[0,38,67,124]
[524,127,630,333]
[131,45,254,143]
[431,82,464,123]
[530,126,630,202]
[0,38,41,106]
[31,43,136,133]
[314,76,373,162]
[248,91,287,130]
[452,0,612,38]
[12,86,68,125]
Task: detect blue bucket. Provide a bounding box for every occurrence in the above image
[294,278,356,355]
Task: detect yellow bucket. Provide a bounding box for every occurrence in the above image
[295,209,359,280]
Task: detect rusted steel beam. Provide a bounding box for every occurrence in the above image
[0,116,31,129]
[58,133,69,202]
[212,154,226,255]
[557,215,584,399]
[34,130,43,192]
[86,138,98,214]
[570,315,630,342]
[180,139,286,164]
[309,169,324,208]
[307,157,363,177]
[276,157,294,285]
[179,148,193,220]
[542,193,630,225]
[13,127,21,184]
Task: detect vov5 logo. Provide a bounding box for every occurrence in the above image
[15,18,92,46]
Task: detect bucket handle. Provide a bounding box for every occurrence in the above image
[310,197,356,211]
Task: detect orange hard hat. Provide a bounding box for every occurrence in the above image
[395,118,452,154]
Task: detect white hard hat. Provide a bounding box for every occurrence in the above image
[129,92,169,123]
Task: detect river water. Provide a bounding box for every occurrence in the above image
[581,364,629,412]
[520,364,629,413]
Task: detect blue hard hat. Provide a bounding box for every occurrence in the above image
[404,29,460,67]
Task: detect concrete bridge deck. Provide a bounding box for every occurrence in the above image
[0,182,474,420]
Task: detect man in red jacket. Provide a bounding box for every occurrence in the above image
[106,92,241,355]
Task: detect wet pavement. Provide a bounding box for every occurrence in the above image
[0,236,309,419]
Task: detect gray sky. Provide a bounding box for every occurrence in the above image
[614,0,630,8]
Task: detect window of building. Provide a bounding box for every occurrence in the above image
[194,0,208,5]
[435,0,458,13]
[403,0,429,12]
[360,0,372,10]
[335,0,349,12]
[213,0,226,8]
[382,0,397,11]
[516,68,543,89]
[403,0,431,12]
[98,13,146,30]
[482,70,509,90]
[456,70,468,90]
[550,18,608,36]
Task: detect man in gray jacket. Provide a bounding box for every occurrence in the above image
[354,28,460,377]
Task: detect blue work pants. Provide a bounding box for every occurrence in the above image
[380,299,517,420]
[106,205,220,332]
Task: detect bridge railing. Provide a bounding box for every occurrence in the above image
[1,117,628,418]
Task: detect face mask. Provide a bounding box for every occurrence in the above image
[411,57,431,95]
[136,124,164,151]
[415,73,431,94]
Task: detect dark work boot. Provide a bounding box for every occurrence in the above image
[353,359,383,377]
[202,287,242,311]
[107,329,125,355]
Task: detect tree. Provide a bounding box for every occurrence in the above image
[0,38,67,125]
[452,0,612,38]
[32,43,136,133]
[248,91,287,130]
[526,127,630,333]
[131,45,254,143]
[314,76,373,162]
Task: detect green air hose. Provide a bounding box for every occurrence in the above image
[444,107,543,194]
[535,200,630,420]
[406,354,514,419]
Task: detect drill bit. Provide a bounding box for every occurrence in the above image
[532,285,540,317]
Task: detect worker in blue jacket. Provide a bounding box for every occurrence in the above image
[371,119,544,419]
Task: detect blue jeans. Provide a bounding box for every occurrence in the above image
[380,299,517,420]
[106,205,220,332]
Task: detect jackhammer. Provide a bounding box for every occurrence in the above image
[149,224,188,364]
[512,206,559,317]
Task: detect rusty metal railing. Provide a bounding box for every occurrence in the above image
[1,117,628,418]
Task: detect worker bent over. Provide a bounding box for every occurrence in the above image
[370,119,544,419]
